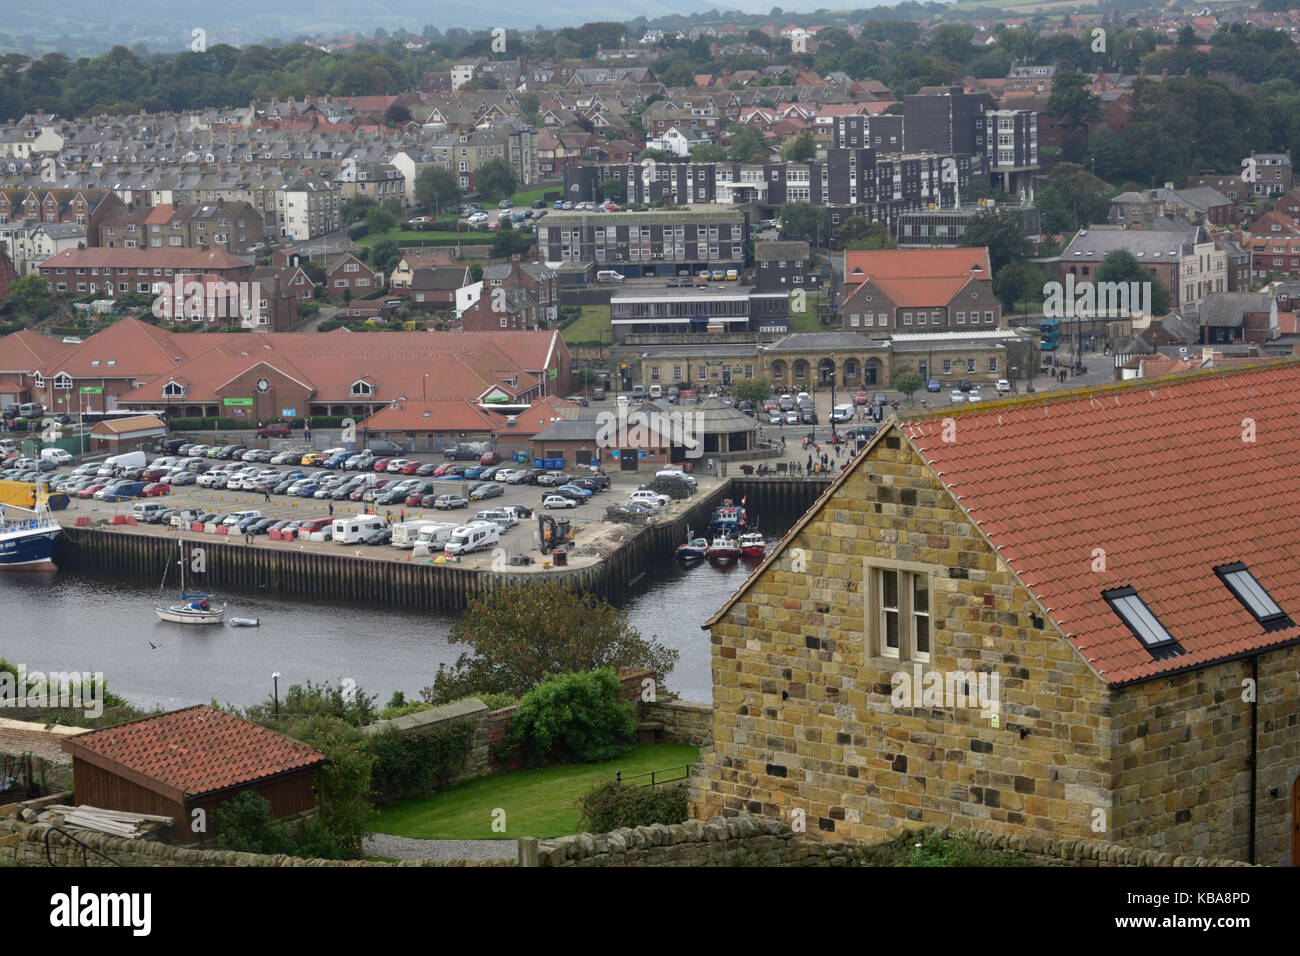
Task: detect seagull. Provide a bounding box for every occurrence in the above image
[148,642,160,649]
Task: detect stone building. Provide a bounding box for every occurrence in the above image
[695,362,1300,864]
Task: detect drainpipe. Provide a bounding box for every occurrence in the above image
[1248,654,1258,865]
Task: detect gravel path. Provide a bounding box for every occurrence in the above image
[363,832,517,861]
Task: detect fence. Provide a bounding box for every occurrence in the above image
[615,764,692,788]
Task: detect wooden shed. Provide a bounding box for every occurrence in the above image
[61,705,326,844]
[89,414,167,452]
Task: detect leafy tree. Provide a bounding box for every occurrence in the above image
[893,369,924,404]
[835,216,896,250]
[518,92,540,116]
[1095,250,1171,315]
[731,377,771,406]
[993,260,1046,313]
[636,147,672,163]
[1084,125,1128,181]
[491,228,532,259]
[778,202,823,244]
[214,791,295,855]
[727,124,768,162]
[961,209,1030,274]
[414,165,461,218]
[598,178,626,203]
[1046,71,1100,129]
[474,158,517,201]
[498,669,638,765]
[383,103,411,125]
[779,131,816,161]
[424,581,678,703]
[2,274,54,319]
[340,195,376,225]
[364,206,396,236]
[689,143,727,161]
[1047,163,1111,227]
[370,239,401,276]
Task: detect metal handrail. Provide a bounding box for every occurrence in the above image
[615,764,693,788]
[44,824,124,867]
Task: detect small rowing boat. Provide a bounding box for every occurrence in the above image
[229,617,260,627]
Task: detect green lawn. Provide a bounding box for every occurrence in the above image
[370,743,699,840]
[560,304,612,345]
[356,229,484,247]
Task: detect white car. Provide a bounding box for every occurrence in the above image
[499,469,528,484]
[629,490,670,509]
[542,494,577,510]
[996,379,1011,394]
[968,388,984,403]
[467,212,488,224]
[949,390,965,404]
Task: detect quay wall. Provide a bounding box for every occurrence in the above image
[52,478,830,611]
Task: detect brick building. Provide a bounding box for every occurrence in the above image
[695,362,1300,864]
[840,247,1001,333]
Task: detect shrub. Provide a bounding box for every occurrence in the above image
[576,780,689,833]
[884,830,1027,867]
[213,791,295,855]
[366,721,475,803]
[498,669,637,766]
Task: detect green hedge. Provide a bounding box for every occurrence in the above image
[576,780,689,833]
[497,670,637,766]
[366,721,475,803]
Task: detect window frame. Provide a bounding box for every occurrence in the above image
[1214,562,1291,629]
[865,557,934,664]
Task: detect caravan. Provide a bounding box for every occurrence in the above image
[332,515,388,544]
[410,523,459,558]
[442,522,501,555]
[391,520,445,548]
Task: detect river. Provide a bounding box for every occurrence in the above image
[0,512,797,711]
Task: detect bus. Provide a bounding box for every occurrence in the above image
[1040,319,1060,351]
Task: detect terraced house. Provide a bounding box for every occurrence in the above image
[696,362,1300,865]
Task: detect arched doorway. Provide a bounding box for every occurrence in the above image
[817,358,835,386]
[863,358,882,386]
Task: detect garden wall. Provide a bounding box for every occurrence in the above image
[645,699,713,747]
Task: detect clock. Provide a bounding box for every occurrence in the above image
[255,378,270,392]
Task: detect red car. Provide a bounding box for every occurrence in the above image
[400,460,423,475]
[142,467,169,481]
[853,390,869,406]
[405,493,426,507]
[142,482,171,497]
[77,483,107,499]
[372,459,391,472]
[479,451,501,465]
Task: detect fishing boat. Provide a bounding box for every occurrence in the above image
[154,536,225,625]
[709,497,748,535]
[0,490,61,571]
[675,526,708,561]
[738,532,767,559]
[706,535,740,562]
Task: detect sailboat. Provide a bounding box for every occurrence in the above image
[154,535,225,625]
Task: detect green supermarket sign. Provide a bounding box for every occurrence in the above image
[222,398,254,407]
[79,387,103,394]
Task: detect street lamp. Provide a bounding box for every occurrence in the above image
[272,672,280,718]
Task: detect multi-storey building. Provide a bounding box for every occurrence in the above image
[334,162,405,205]
[608,285,790,342]
[277,175,339,241]
[1050,224,1226,311]
[537,209,748,278]
[839,247,1002,337]
[98,200,266,256]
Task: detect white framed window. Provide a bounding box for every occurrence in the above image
[868,562,932,663]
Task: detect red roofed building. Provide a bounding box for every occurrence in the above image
[840,247,1001,332]
[697,361,1300,864]
[62,705,326,844]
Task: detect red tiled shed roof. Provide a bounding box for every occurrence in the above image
[62,705,326,799]
[901,362,1300,685]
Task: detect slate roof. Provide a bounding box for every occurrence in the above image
[62,705,326,798]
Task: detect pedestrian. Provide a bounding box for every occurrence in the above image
[245,532,253,545]
[807,454,813,472]
[400,508,405,523]
[264,488,270,503]
[328,502,334,517]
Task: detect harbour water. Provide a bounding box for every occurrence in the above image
[0,513,798,710]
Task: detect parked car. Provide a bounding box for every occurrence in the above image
[542,494,578,510]
[469,482,504,501]
[499,469,528,484]
[949,390,965,404]
[853,390,870,406]
[432,494,468,510]
[996,379,1011,394]
[536,471,572,487]
[927,378,942,393]
[257,421,291,439]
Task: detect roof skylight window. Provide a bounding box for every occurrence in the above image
[1215,563,1291,630]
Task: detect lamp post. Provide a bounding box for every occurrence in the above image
[829,351,837,439]
[272,672,280,718]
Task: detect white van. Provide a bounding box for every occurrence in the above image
[443,521,501,555]
[473,509,518,531]
[649,385,663,399]
[222,509,262,527]
[332,515,387,544]
[410,523,459,557]
[102,450,147,472]
[131,501,168,521]
[595,270,625,283]
[830,403,855,424]
[40,448,73,465]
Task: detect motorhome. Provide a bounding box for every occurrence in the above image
[410,523,459,558]
[332,515,388,544]
[442,521,501,555]
[391,520,444,548]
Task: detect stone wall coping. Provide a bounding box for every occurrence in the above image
[362,697,488,736]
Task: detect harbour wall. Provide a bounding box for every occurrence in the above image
[51,477,831,611]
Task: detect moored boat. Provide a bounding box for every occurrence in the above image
[154,536,225,625]
[0,492,61,571]
[676,536,709,560]
[738,532,766,558]
[706,535,740,561]
[709,497,748,535]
